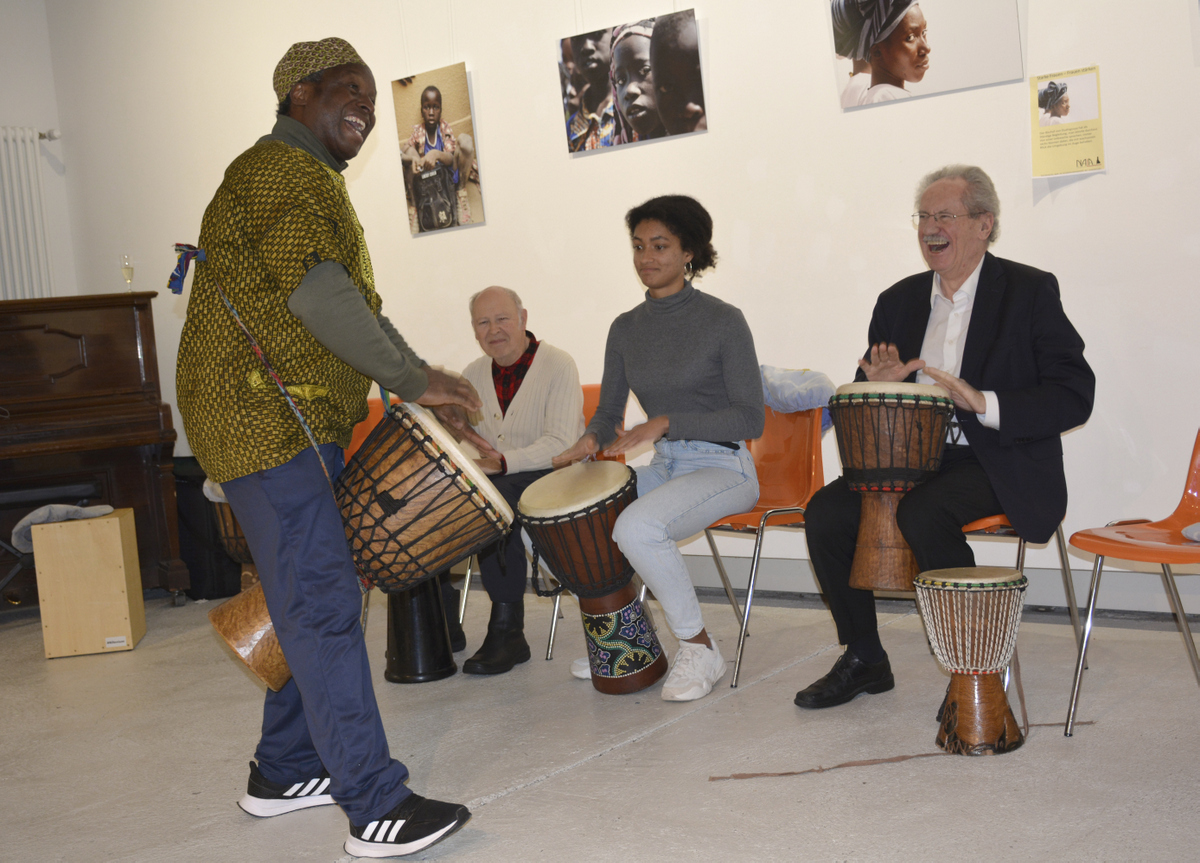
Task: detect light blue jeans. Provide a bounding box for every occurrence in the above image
[612,440,759,640]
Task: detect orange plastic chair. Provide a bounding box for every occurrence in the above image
[704,407,826,686]
[581,383,625,463]
[1062,429,1200,736]
[345,396,393,460]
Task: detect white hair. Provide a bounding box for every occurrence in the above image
[468,286,524,317]
[915,164,1001,244]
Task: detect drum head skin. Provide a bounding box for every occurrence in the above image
[519,461,633,518]
[915,566,1027,588]
[835,381,950,400]
[402,403,513,524]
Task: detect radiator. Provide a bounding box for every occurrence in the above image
[0,126,55,301]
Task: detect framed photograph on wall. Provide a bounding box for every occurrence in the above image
[558,8,706,153]
[392,62,484,234]
[829,0,1023,109]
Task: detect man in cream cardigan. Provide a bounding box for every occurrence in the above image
[451,286,584,674]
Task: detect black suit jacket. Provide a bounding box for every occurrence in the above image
[855,253,1095,543]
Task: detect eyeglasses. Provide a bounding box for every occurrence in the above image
[911,211,984,229]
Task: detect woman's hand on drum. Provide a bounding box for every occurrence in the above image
[603,415,669,457]
[858,342,926,382]
[552,433,600,469]
[415,367,483,412]
[923,367,987,414]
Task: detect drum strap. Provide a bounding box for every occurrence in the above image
[524,535,566,598]
[1010,647,1030,737]
[213,282,371,608]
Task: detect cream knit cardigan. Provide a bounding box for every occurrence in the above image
[463,341,585,474]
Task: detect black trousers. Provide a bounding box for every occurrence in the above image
[804,446,1003,647]
[454,468,552,604]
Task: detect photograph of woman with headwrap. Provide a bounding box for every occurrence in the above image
[831,0,929,105]
[829,0,1023,110]
[1038,81,1070,126]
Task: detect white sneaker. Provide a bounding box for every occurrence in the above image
[570,657,590,679]
[660,641,726,701]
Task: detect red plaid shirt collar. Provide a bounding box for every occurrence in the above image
[492,331,538,417]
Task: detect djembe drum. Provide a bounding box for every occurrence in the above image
[518,461,668,695]
[209,403,512,690]
[828,382,954,591]
[914,566,1027,755]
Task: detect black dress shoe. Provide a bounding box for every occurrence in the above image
[794,650,895,709]
[462,601,530,675]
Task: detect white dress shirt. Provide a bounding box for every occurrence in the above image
[915,256,1001,433]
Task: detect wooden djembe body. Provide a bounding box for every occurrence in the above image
[828,382,954,591]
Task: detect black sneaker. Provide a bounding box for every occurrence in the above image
[237,760,334,817]
[345,793,470,858]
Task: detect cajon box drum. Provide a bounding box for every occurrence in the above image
[33,508,146,659]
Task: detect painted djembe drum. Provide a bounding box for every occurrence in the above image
[914,566,1027,755]
[210,403,512,690]
[518,461,668,695]
[828,382,954,591]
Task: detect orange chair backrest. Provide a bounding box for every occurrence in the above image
[346,397,392,460]
[582,383,626,464]
[1165,428,1200,528]
[748,407,825,510]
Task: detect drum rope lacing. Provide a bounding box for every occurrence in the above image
[915,579,1026,674]
[336,404,509,592]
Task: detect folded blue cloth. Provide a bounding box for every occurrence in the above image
[760,365,835,432]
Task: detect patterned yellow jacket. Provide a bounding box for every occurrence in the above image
[177,138,379,482]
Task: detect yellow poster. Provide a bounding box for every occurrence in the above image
[1030,66,1104,177]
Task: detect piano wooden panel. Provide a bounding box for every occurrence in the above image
[0,292,188,605]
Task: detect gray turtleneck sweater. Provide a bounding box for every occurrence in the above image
[586,283,764,447]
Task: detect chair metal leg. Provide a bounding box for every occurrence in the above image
[1014,537,1027,572]
[1054,525,1083,648]
[546,592,562,660]
[1159,564,1200,687]
[1066,555,1105,737]
[458,556,473,625]
[730,518,771,688]
[704,529,745,626]
[0,560,22,593]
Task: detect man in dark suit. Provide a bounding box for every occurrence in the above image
[795,164,1095,709]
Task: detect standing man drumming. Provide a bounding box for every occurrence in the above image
[440,286,584,674]
[177,38,476,858]
[795,165,1095,709]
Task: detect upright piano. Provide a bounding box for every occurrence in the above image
[0,292,188,605]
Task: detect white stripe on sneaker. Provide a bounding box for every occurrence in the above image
[298,778,320,796]
[362,820,380,841]
[314,778,330,795]
[283,783,303,797]
[386,820,405,841]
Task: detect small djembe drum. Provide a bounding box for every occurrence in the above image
[828,382,954,591]
[519,461,668,695]
[914,566,1027,755]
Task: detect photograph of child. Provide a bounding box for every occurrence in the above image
[829,0,1023,110]
[558,8,706,153]
[392,62,483,234]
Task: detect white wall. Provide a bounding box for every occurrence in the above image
[17,0,1200,612]
[0,0,78,298]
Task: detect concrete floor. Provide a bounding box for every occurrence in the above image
[3,586,1199,862]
